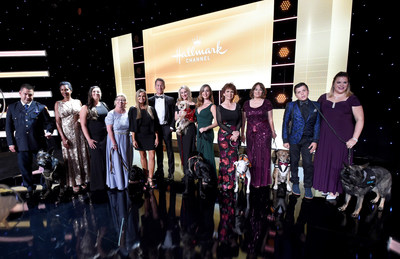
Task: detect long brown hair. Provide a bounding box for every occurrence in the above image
[135,89,154,119]
[196,84,214,108]
[87,86,101,109]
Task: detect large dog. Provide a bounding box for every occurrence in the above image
[233,154,251,194]
[339,163,392,218]
[36,149,64,199]
[175,101,192,135]
[187,153,213,199]
[272,150,291,192]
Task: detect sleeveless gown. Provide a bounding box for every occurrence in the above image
[195,104,216,173]
[57,99,90,187]
[87,103,108,191]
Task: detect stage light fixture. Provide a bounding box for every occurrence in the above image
[280,0,291,11]
[276,93,287,104]
[278,47,290,58]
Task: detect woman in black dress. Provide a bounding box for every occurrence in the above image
[174,86,196,177]
[129,89,160,188]
[80,86,109,191]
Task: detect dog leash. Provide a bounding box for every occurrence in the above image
[109,147,129,174]
[310,101,353,165]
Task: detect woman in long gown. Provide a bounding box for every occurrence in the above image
[129,89,159,189]
[216,83,242,250]
[105,94,132,190]
[241,82,276,187]
[313,72,364,200]
[195,84,218,174]
[55,81,90,194]
[80,86,109,191]
[175,86,196,176]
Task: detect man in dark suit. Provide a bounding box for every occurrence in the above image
[148,78,175,180]
[6,83,54,198]
[282,82,320,199]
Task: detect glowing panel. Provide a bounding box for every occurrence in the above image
[143,1,274,93]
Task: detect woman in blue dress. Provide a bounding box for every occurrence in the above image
[105,94,133,190]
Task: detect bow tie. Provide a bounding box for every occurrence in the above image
[300,100,308,106]
[155,95,164,99]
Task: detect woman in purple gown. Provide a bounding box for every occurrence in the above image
[313,72,364,200]
[241,82,277,187]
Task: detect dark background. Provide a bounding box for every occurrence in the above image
[0,0,399,173]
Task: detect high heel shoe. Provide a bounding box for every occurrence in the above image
[147,177,156,189]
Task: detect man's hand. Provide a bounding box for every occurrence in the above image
[9,145,16,152]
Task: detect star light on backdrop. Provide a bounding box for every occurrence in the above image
[0,0,399,170]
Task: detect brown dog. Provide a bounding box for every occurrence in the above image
[272,150,291,192]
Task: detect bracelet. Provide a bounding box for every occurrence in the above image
[113,144,118,146]
[351,137,358,142]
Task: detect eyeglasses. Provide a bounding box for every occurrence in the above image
[116,99,126,103]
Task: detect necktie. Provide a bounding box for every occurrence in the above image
[155,95,164,99]
[24,104,29,110]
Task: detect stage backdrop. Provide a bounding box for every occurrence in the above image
[142,0,274,93]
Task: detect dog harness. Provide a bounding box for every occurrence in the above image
[361,168,376,188]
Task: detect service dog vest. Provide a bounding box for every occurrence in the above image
[361,168,376,188]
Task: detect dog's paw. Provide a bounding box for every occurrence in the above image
[351,212,359,218]
[378,205,384,211]
[273,185,278,190]
[286,184,292,192]
[338,206,347,212]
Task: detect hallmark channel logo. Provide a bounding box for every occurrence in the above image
[172,36,228,64]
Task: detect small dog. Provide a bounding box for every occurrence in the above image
[272,150,291,192]
[176,101,192,135]
[339,163,392,218]
[129,165,147,184]
[37,149,64,199]
[187,154,213,199]
[233,154,251,194]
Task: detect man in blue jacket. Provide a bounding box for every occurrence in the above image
[6,83,54,199]
[282,82,320,199]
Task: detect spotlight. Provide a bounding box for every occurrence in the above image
[280,0,291,11]
[278,47,290,58]
[276,93,287,104]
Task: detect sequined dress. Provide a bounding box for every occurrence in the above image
[243,99,273,187]
[57,99,90,187]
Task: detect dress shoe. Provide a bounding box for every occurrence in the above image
[167,172,174,181]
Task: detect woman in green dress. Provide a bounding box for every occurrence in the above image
[195,84,218,174]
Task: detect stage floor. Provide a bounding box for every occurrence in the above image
[0,151,399,259]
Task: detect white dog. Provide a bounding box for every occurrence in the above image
[234,154,251,193]
[176,101,191,135]
[272,150,291,192]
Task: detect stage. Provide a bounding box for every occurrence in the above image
[0,150,399,259]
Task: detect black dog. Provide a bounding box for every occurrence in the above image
[36,149,64,199]
[129,165,147,184]
[186,154,213,199]
[339,163,392,218]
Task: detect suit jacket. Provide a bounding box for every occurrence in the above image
[6,100,54,151]
[148,94,176,130]
[282,100,320,144]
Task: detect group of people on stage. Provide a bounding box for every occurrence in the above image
[5,71,364,203]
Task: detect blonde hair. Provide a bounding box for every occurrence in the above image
[177,85,193,103]
[135,89,154,120]
[328,71,353,98]
[196,84,214,108]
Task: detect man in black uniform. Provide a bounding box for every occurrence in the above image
[6,83,54,198]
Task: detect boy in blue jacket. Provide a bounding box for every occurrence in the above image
[282,82,320,199]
